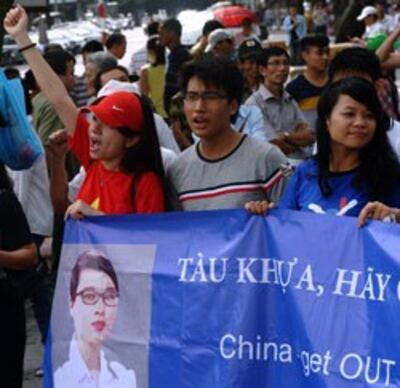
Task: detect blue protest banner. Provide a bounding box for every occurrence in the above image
[46,209,400,387]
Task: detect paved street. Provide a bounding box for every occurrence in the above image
[24,302,44,388]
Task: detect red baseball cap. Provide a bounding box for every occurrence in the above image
[84,91,144,133]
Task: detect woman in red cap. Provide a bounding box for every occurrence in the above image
[4,6,166,217]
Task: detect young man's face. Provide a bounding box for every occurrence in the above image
[302,46,329,73]
[260,54,290,89]
[184,76,238,140]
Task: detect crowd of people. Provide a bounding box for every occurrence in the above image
[1,1,400,385]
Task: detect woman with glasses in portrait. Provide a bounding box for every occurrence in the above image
[54,250,136,387]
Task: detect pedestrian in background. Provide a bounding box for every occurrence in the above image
[282,4,306,65]
[140,36,167,119]
[158,18,191,114]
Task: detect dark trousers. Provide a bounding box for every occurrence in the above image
[0,280,26,388]
[290,39,303,66]
[27,234,54,345]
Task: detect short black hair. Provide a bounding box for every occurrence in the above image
[179,56,244,121]
[94,64,130,93]
[87,52,118,73]
[300,34,330,51]
[4,68,33,115]
[24,69,37,91]
[328,47,382,82]
[146,21,160,36]
[70,250,119,303]
[202,20,224,37]
[105,33,126,49]
[257,47,290,66]
[44,50,75,76]
[82,40,104,55]
[161,18,182,38]
[44,43,64,55]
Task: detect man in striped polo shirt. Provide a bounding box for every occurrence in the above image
[168,56,290,211]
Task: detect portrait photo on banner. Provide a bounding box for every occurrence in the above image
[51,243,156,388]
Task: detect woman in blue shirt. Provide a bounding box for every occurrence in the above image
[247,77,400,225]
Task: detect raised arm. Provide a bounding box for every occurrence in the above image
[3,6,78,135]
[375,27,400,64]
[47,129,71,214]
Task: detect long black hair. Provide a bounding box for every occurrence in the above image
[116,94,167,209]
[315,77,400,200]
[146,36,166,66]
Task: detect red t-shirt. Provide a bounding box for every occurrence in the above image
[69,112,165,214]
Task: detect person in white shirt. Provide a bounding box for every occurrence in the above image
[375,1,394,33]
[7,155,53,240]
[356,6,387,39]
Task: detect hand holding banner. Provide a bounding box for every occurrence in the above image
[46,209,400,387]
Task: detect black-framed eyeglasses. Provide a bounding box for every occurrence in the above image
[183,91,228,104]
[76,287,119,307]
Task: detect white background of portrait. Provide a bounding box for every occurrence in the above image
[51,244,156,388]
